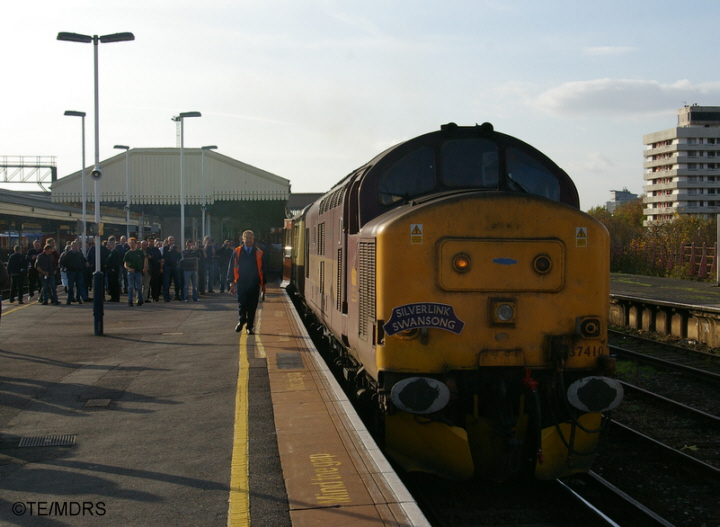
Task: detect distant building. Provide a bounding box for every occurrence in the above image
[286,193,324,217]
[606,188,638,213]
[643,104,720,225]
[51,147,290,242]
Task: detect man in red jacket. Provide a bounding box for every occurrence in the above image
[228,230,265,335]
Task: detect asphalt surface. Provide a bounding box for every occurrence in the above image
[0,289,286,526]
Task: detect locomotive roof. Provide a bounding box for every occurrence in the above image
[312,123,580,231]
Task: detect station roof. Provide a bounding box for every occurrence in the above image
[0,188,136,225]
[51,148,290,205]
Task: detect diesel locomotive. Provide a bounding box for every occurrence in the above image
[283,123,623,481]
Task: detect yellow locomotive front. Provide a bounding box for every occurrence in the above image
[292,123,623,482]
[370,191,620,480]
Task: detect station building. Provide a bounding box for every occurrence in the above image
[50,147,290,243]
[643,105,720,225]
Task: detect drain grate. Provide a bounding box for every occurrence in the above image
[18,435,76,448]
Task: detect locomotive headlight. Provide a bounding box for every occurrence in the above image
[452,253,471,273]
[533,254,552,274]
[497,304,514,322]
[489,298,516,324]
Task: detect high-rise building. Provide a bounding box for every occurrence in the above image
[606,188,638,213]
[643,104,720,225]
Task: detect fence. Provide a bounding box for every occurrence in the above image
[611,241,717,280]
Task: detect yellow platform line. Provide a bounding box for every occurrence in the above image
[254,305,266,358]
[227,330,250,527]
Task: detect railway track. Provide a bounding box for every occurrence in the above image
[587,331,720,525]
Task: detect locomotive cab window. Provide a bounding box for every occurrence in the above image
[441,138,499,189]
[378,146,435,205]
[505,147,561,202]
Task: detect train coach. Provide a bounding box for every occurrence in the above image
[284,122,623,481]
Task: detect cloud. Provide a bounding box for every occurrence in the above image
[582,152,614,172]
[584,46,636,56]
[532,79,720,117]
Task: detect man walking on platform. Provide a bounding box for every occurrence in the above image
[228,230,265,335]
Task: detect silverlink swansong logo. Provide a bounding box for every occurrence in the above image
[384,302,465,336]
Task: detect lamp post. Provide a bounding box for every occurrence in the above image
[171,111,201,249]
[64,110,87,256]
[201,145,217,240]
[58,30,134,336]
[114,145,130,239]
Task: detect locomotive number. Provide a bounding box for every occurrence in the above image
[570,345,605,358]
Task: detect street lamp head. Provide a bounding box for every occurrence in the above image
[57,32,93,43]
[202,145,218,151]
[99,32,135,43]
[64,110,86,117]
[58,31,134,44]
[179,111,202,119]
[114,145,130,151]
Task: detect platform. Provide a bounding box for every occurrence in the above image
[610,273,720,309]
[0,285,425,526]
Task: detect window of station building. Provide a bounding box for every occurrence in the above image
[441,138,499,189]
[377,146,436,205]
[504,147,561,201]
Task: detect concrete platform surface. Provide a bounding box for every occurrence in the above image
[0,285,424,526]
[611,273,720,308]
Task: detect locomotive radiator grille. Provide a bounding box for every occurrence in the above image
[337,248,343,311]
[358,241,376,338]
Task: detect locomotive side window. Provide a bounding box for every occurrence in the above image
[505,147,561,202]
[441,138,499,189]
[378,146,435,205]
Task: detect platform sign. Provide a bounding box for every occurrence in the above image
[410,224,423,245]
[576,227,587,247]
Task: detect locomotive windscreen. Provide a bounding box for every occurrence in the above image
[376,136,568,206]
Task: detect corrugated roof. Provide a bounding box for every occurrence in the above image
[51,148,290,204]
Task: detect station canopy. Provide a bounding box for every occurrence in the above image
[51,148,290,205]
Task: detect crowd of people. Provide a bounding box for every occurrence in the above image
[3,231,271,335]
[4,235,239,307]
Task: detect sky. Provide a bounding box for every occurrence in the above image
[2,0,720,211]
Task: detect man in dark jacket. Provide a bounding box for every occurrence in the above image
[36,244,59,305]
[26,240,43,299]
[7,245,27,304]
[162,237,182,302]
[146,237,163,302]
[59,240,88,304]
[105,239,123,302]
[216,239,233,293]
